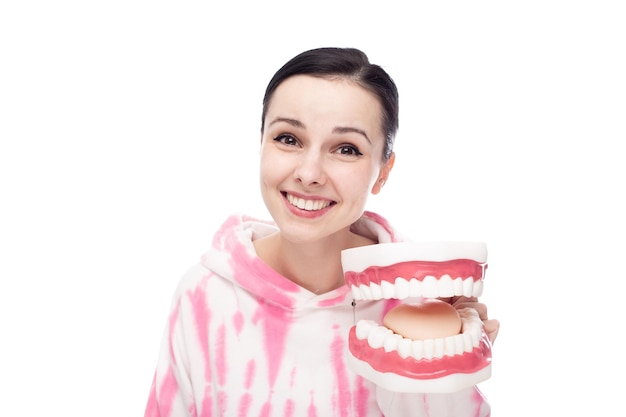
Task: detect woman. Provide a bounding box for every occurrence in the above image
[144,47,499,417]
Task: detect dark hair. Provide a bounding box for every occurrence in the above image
[261,47,399,162]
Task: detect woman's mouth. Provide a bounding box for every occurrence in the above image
[284,192,335,211]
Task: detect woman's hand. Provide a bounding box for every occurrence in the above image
[444,296,500,344]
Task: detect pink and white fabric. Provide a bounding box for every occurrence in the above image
[144,212,491,417]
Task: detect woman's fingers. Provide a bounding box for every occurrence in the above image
[482,318,500,343]
[450,296,500,344]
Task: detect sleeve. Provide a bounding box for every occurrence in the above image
[143,279,198,417]
[376,386,491,417]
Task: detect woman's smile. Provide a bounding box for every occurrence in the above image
[283,192,335,212]
[282,191,337,219]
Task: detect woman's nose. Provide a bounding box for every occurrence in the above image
[294,150,326,186]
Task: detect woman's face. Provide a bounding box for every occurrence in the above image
[259,75,394,244]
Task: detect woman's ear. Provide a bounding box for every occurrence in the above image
[371,152,395,195]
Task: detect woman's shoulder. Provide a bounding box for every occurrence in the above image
[170,262,213,296]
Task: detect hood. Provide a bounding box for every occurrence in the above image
[200,211,404,311]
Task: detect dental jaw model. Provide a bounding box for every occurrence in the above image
[341,242,492,393]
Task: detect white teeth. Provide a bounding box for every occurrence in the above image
[453,277,464,295]
[422,276,439,298]
[351,286,362,300]
[463,332,474,353]
[384,333,403,353]
[473,279,483,297]
[397,337,413,358]
[438,274,454,297]
[369,283,383,300]
[423,339,435,360]
[358,284,373,300]
[462,277,474,297]
[350,276,483,300]
[381,280,396,298]
[286,194,331,211]
[367,326,392,349]
[408,279,421,297]
[354,307,483,360]
[356,320,377,339]
[454,333,465,355]
[394,277,410,298]
[411,339,424,358]
[434,338,445,359]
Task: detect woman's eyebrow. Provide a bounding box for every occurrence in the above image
[269,117,305,129]
[333,126,371,144]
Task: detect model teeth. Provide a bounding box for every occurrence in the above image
[286,194,332,211]
[350,275,483,300]
[355,308,483,360]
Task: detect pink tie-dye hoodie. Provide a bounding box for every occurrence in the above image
[144,212,491,417]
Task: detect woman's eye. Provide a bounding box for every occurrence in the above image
[273,134,299,146]
[336,145,363,156]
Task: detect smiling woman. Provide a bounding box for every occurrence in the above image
[255,74,392,294]
[143,47,498,417]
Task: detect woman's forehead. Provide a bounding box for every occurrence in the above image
[265,75,384,137]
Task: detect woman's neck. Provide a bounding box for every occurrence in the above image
[254,230,376,294]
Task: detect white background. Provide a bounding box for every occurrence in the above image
[1,1,624,416]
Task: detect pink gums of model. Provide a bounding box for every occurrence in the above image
[341,241,492,393]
